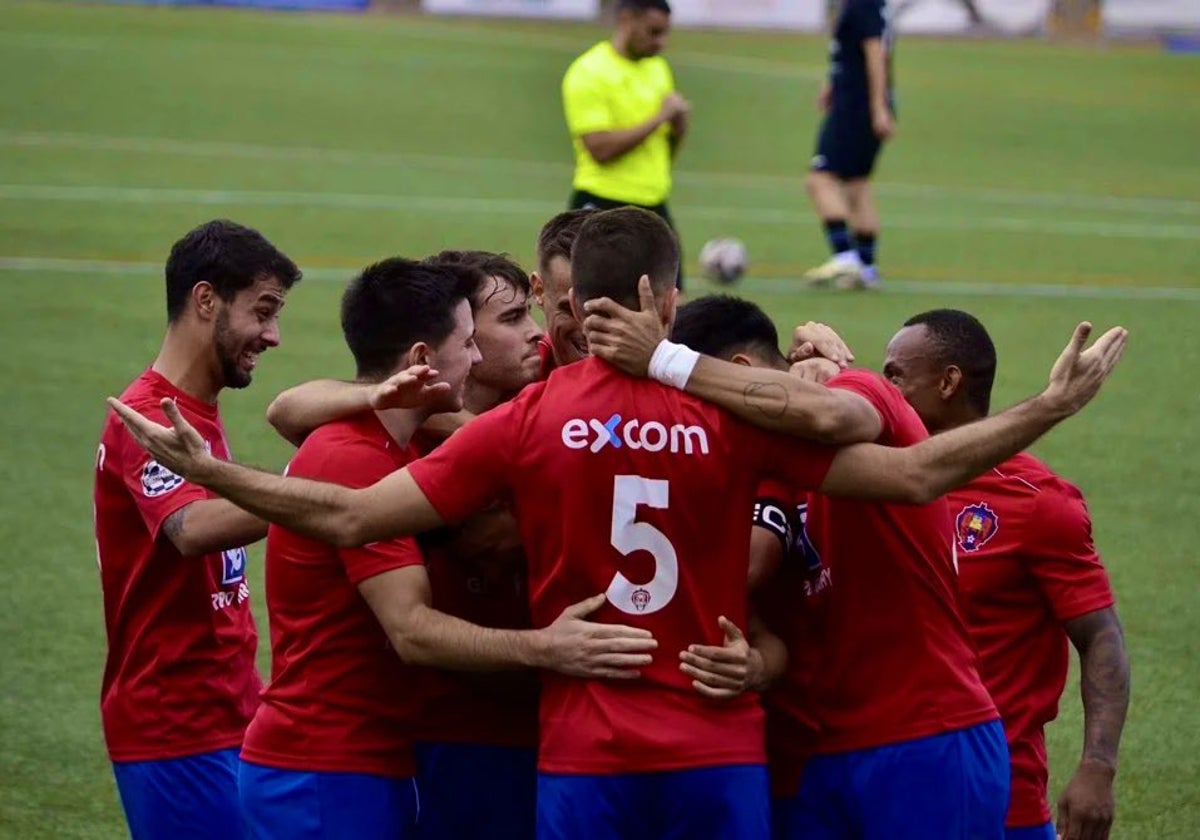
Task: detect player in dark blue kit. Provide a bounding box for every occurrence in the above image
[803,0,894,291]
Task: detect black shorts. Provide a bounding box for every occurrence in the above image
[568,189,683,290]
[812,112,882,180]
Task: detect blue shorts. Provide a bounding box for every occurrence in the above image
[238,760,418,840]
[415,742,537,840]
[538,764,769,840]
[773,720,1010,840]
[113,747,243,840]
[812,110,883,180]
[1006,824,1055,840]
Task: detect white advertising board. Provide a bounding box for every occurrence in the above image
[1104,0,1200,33]
[889,0,1051,34]
[423,0,599,20]
[668,0,825,31]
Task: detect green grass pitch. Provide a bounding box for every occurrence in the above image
[0,2,1197,836]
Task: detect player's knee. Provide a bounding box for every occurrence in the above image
[804,170,836,198]
[843,179,871,201]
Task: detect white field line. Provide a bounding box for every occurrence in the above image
[3,129,1198,218]
[0,182,1197,241]
[0,27,825,80]
[3,256,1198,302]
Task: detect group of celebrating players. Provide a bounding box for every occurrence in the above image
[96,205,1129,840]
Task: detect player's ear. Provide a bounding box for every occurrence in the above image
[529,271,545,308]
[191,282,218,322]
[940,365,964,401]
[659,286,678,329]
[406,341,431,369]
[730,353,754,368]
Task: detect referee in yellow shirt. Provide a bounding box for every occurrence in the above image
[562,0,688,288]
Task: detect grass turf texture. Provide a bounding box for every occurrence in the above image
[0,2,1197,836]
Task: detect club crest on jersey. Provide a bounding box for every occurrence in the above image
[221,547,247,585]
[631,588,652,612]
[956,502,999,553]
[140,459,184,497]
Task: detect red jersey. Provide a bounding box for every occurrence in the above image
[774,371,998,765]
[950,453,1114,828]
[407,357,836,774]
[411,432,539,749]
[753,482,825,796]
[94,369,260,762]
[241,412,425,777]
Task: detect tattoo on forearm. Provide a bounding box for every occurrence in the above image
[1079,616,1131,768]
[743,382,789,420]
[163,508,186,542]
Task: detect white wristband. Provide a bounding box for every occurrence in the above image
[648,340,700,391]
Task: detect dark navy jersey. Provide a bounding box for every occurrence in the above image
[829,0,894,115]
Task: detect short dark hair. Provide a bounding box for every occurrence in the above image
[670,295,786,366]
[341,258,473,381]
[617,0,671,13]
[903,309,997,415]
[571,207,679,310]
[536,209,595,274]
[427,249,530,302]
[164,219,301,322]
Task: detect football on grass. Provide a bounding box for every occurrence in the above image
[699,237,748,285]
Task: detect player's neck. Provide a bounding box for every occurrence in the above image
[462,378,505,416]
[931,407,985,435]
[611,33,634,60]
[374,406,427,448]
[152,326,222,404]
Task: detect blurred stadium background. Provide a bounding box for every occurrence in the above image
[1,0,1197,837]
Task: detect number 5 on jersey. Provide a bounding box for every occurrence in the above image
[607,475,678,615]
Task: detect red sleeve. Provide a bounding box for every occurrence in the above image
[407,402,518,526]
[826,369,894,442]
[115,405,209,540]
[1025,481,1114,622]
[341,537,424,586]
[288,434,424,585]
[755,477,790,503]
[760,432,838,493]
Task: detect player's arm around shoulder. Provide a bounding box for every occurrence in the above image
[266,379,371,447]
[268,366,455,447]
[818,323,1128,504]
[689,356,881,444]
[582,281,875,444]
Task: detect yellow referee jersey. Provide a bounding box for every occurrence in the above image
[562,40,675,207]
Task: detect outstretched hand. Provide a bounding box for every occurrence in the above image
[582,276,666,377]
[369,365,452,411]
[1041,322,1128,418]
[106,397,214,481]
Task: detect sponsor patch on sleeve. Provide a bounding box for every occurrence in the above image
[141,459,185,498]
